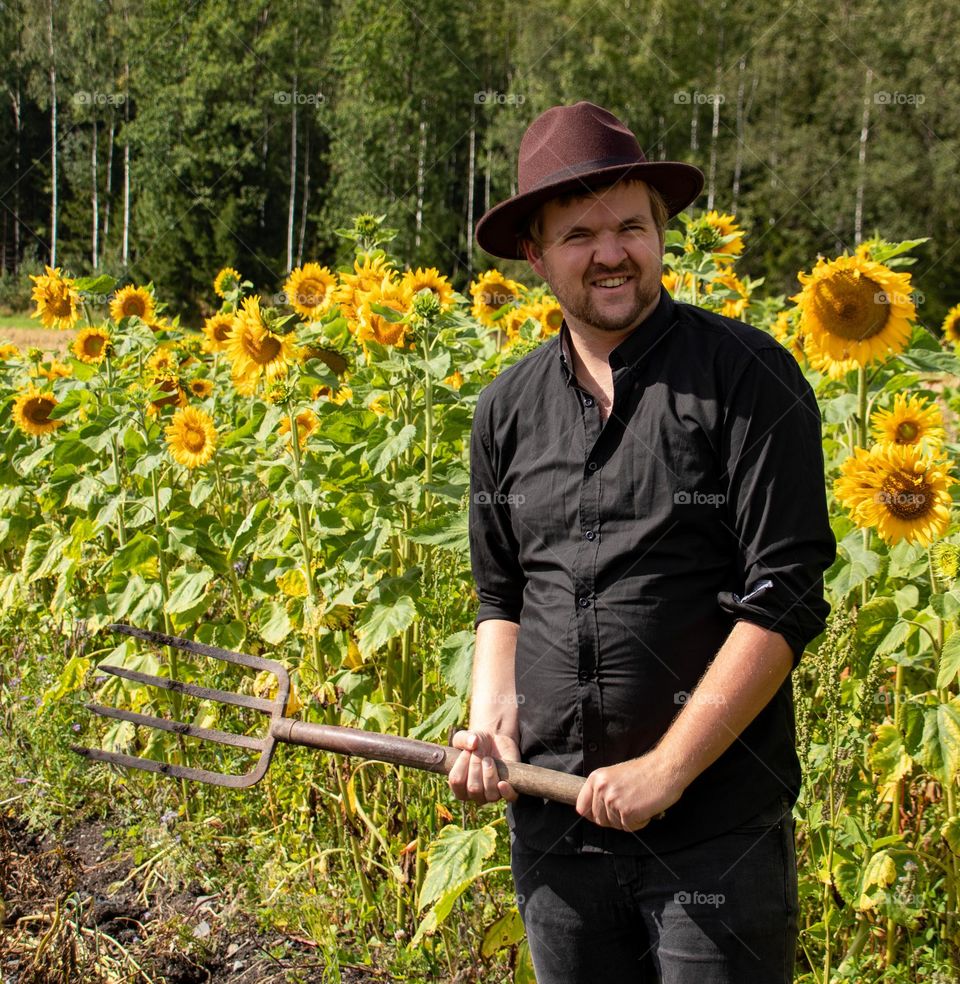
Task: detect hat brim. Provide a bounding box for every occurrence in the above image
[474,161,704,261]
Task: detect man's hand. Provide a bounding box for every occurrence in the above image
[447,730,521,805]
[575,751,683,832]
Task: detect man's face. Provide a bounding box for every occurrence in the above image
[522,181,664,336]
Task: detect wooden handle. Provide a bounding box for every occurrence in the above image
[271,720,585,806]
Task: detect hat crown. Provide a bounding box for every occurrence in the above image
[519,101,647,195]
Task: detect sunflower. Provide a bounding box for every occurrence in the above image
[356,283,409,349]
[400,267,456,310]
[834,443,954,547]
[684,211,745,264]
[12,385,62,437]
[871,393,945,452]
[501,305,538,344]
[146,346,179,379]
[226,296,299,396]
[0,343,20,360]
[71,325,111,364]
[661,269,695,298]
[538,298,564,334]
[469,270,526,325]
[278,408,319,450]
[29,266,80,330]
[146,379,188,416]
[33,359,73,382]
[285,263,338,321]
[791,254,915,367]
[202,313,236,354]
[334,254,397,324]
[214,267,242,299]
[165,405,217,469]
[188,378,214,399]
[941,303,960,347]
[110,285,156,324]
[705,270,750,319]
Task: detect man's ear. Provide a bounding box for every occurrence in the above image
[520,238,547,279]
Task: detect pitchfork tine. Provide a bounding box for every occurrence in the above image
[71,744,272,788]
[97,664,277,713]
[84,702,267,752]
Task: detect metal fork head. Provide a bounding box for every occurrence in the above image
[72,623,291,789]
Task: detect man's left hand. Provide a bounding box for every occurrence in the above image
[575,753,683,832]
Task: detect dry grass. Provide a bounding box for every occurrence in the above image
[0,324,73,356]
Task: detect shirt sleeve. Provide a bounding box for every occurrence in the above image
[715,345,836,666]
[469,391,526,625]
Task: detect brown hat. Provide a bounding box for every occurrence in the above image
[475,101,704,260]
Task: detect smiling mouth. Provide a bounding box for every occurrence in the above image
[593,276,630,289]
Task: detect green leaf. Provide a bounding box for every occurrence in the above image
[111,533,159,576]
[418,824,498,912]
[855,598,898,654]
[481,907,525,958]
[405,511,469,551]
[915,700,960,784]
[942,817,960,856]
[194,619,247,652]
[73,273,118,296]
[228,498,272,563]
[440,630,474,699]
[826,533,882,598]
[869,723,912,783]
[366,422,416,475]
[938,634,960,690]
[355,594,416,658]
[40,656,91,707]
[408,696,462,741]
[165,567,214,616]
[255,600,293,645]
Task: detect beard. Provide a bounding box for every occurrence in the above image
[545,260,662,334]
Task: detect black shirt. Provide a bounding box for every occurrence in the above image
[468,285,835,855]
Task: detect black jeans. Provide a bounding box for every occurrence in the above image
[510,794,799,984]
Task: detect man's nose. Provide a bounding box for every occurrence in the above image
[591,231,629,268]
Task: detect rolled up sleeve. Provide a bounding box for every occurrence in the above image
[716,346,836,665]
[469,391,526,625]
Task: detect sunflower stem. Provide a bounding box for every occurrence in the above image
[213,456,244,621]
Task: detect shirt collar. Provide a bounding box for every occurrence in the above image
[557,285,677,385]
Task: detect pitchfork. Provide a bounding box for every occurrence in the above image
[72,624,585,805]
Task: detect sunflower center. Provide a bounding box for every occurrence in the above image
[481,288,516,309]
[245,332,282,365]
[878,470,931,520]
[25,396,54,425]
[213,320,233,342]
[49,288,74,318]
[812,271,889,341]
[84,335,105,357]
[183,424,208,453]
[122,296,148,318]
[296,280,326,308]
[895,421,920,444]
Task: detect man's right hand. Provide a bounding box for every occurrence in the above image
[447,730,521,804]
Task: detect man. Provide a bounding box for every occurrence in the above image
[448,101,835,983]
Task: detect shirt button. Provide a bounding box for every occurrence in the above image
[587,741,599,753]
[584,530,596,541]
[578,596,591,608]
[583,396,594,407]
[587,461,599,472]
[578,670,591,683]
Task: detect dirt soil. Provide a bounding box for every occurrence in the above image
[0,813,385,983]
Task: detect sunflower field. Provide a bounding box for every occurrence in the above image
[3,211,960,982]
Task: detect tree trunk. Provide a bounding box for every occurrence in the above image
[122,63,130,266]
[92,120,99,269]
[296,120,310,267]
[286,75,298,273]
[103,117,115,246]
[732,57,746,213]
[47,0,58,267]
[415,114,427,250]
[854,67,873,247]
[9,78,22,271]
[466,105,476,276]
